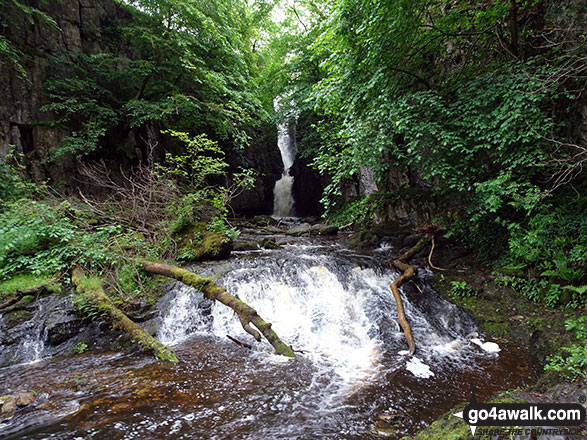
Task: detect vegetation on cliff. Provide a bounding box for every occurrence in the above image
[263,2,587,346]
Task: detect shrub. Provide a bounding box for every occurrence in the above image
[450,280,476,298]
[545,316,587,381]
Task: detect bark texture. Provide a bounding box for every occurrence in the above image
[389,236,429,355]
[71,267,178,362]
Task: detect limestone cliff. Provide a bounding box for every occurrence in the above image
[0,0,130,182]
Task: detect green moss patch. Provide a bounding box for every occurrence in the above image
[174,222,232,261]
[4,309,32,327]
[0,273,53,296]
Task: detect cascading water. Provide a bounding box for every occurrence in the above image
[157,239,507,396]
[272,98,297,218]
[0,236,537,440]
[0,298,49,366]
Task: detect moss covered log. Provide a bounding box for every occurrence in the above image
[389,236,429,356]
[71,267,178,362]
[138,259,295,358]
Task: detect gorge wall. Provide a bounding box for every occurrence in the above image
[0,0,131,183]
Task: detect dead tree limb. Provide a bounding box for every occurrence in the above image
[0,286,43,311]
[389,236,430,355]
[71,267,178,362]
[0,281,57,311]
[138,259,295,358]
[428,235,446,271]
[227,335,253,350]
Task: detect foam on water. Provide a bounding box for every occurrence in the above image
[157,243,495,395]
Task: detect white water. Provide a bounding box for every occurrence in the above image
[0,300,46,365]
[158,243,496,395]
[272,98,297,218]
[272,175,295,218]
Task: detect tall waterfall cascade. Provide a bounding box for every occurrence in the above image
[272,98,297,218]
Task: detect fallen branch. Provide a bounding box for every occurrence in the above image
[0,287,41,311]
[389,236,430,355]
[428,235,446,271]
[0,281,56,311]
[227,334,253,350]
[409,280,424,294]
[138,259,295,358]
[71,267,178,362]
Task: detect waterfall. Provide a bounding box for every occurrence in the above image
[158,242,486,393]
[272,98,297,218]
[272,175,295,218]
[0,241,530,440]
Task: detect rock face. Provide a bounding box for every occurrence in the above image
[0,0,131,182]
[291,156,327,217]
[0,392,36,419]
[229,132,283,216]
[0,294,111,368]
[286,223,338,237]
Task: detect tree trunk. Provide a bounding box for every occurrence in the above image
[71,267,178,362]
[138,259,295,358]
[389,236,429,355]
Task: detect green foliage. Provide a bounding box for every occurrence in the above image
[166,192,210,236]
[72,342,88,354]
[274,0,587,316]
[327,195,384,228]
[42,53,129,156]
[545,316,587,381]
[160,131,228,189]
[40,0,272,159]
[450,280,476,298]
[495,198,587,308]
[0,151,41,207]
[0,201,121,278]
[157,131,252,244]
[207,217,240,242]
[0,0,57,77]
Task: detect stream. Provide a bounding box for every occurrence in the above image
[0,234,537,439]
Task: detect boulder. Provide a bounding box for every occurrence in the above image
[45,307,83,346]
[286,223,312,236]
[259,237,281,249]
[15,393,35,406]
[233,241,259,251]
[310,224,338,236]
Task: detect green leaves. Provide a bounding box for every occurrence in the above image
[0,201,122,278]
[39,0,273,159]
[160,130,228,189]
[450,280,477,298]
[545,316,587,381]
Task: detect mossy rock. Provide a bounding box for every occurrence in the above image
[175,223,232,261]
[4,309,32,328]
[253,215,280,226]
[348,229,382,248]
[482,321,511,337]
[259,237,281,249]
[233,241,259,251]
[402,396,525,440]
[311,224,338,236]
